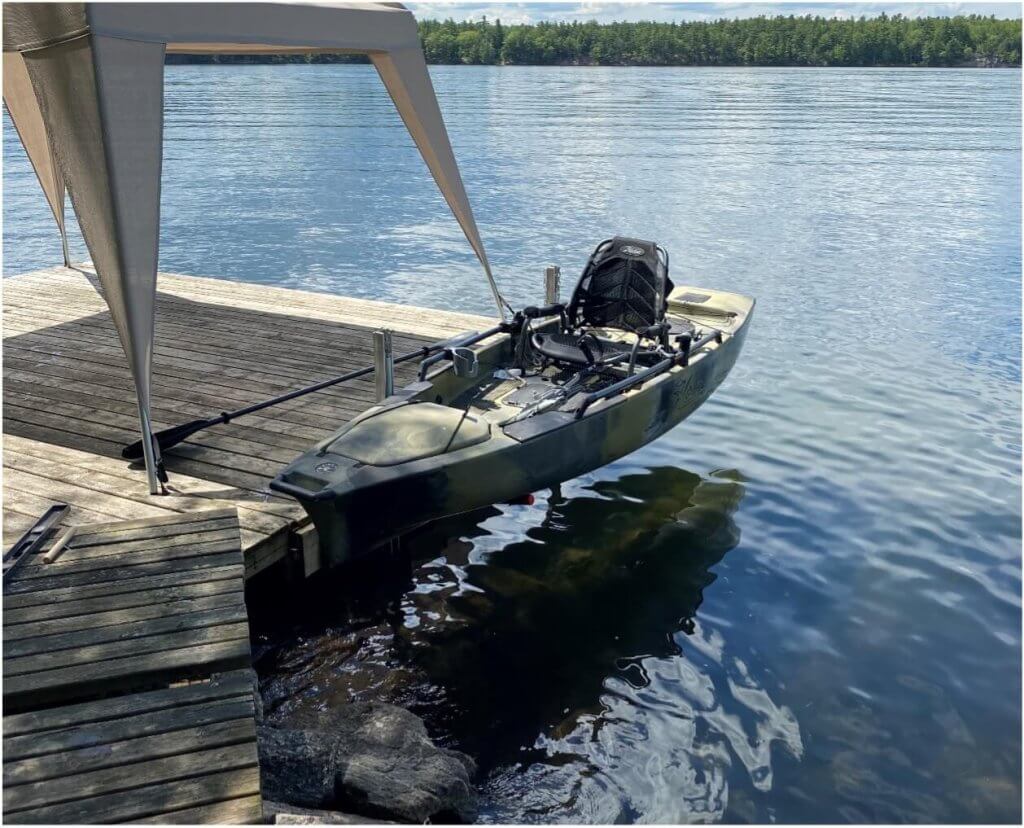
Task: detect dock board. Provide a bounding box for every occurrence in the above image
[3,265,494,576]
[2,510,263,824]
[2,670,261,824]
[3,509,251,713]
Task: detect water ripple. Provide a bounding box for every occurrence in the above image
[5,65,1020,823]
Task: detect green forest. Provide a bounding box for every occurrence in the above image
[167,14,1021,68]
[420,14,1020,67]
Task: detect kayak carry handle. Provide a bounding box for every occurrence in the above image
[268,478,335,502]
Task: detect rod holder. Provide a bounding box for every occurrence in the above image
[373,329,394,401]
[544,265,561,305]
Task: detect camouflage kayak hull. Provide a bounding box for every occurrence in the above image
[271,286,754,566]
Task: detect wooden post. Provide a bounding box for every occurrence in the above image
[544,265,561,304]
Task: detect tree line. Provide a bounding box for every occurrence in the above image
[167,14,1021,68]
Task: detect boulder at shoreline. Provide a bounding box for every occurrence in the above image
[258,702,477,823]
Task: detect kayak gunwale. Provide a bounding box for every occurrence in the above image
[270,285,754,565]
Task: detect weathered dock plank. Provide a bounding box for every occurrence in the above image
[2,671,261,824]
[2,510,250,712]
[3,264,494,575]
[2,511,263,825]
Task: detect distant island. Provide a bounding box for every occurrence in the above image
[166,14,1021,68]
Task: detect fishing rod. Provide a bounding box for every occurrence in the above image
[122,325,507,461]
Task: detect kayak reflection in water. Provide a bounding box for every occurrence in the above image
[254,466,802,823]
[400,466,748,765]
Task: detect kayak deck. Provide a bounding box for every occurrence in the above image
[453,284,753,430]
[271,280,754,565]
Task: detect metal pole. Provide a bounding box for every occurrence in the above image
[137,406,163,495]
[483,263,508,321]
[373,329,394,402]
[544,265,561,305]
[58,191,70,267]
[60,228,70,268]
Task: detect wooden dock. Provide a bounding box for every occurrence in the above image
[3,670,262,824]
[3,265,493,577]
[2,509,263,823]
[1,266,494,821]
[3,509,251,712]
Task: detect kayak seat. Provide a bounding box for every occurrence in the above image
[531,331,630,366]
[526,238,675,370]
[568,237,674,334]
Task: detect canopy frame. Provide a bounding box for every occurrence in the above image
[4,2,502,494]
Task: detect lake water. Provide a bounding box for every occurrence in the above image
[4,66,1021,823]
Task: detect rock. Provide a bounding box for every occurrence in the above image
[263,800,393,824]
[258,726,339,808]
[258,702,477,823]
[332,709,477,822]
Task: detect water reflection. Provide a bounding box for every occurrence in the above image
[403,469,747,753]
[255,466,803,822]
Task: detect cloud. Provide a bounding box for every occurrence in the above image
[407,1,1022,23]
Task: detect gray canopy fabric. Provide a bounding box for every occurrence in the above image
[2,50,68,264]
[3,2,500,494]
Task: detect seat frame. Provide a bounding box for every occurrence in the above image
[567,238,672,335]
[526,238,675,370]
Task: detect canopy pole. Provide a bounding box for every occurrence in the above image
[483,263,507,320]
[58,187,70,267]
[137,406,165,495]
[89,33,168,494]
[20,33,168,494]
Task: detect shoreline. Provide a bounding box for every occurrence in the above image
[165,57,1022,69]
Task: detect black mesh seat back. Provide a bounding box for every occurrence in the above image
[568,237,673,333]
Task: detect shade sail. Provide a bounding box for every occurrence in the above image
[2,50,67,264]
[3,2,500,494]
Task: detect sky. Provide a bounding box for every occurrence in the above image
[406,1,1023,24]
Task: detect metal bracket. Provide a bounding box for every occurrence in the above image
[373,329,395,402]
[3,503,69,585]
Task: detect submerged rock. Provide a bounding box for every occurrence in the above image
[259,726,338,808]
[258,702,477,823]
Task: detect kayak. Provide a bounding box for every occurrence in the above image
[271,238,754,566]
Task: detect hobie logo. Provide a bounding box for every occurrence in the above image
[314,462,338,474]
[620,244,644,257]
